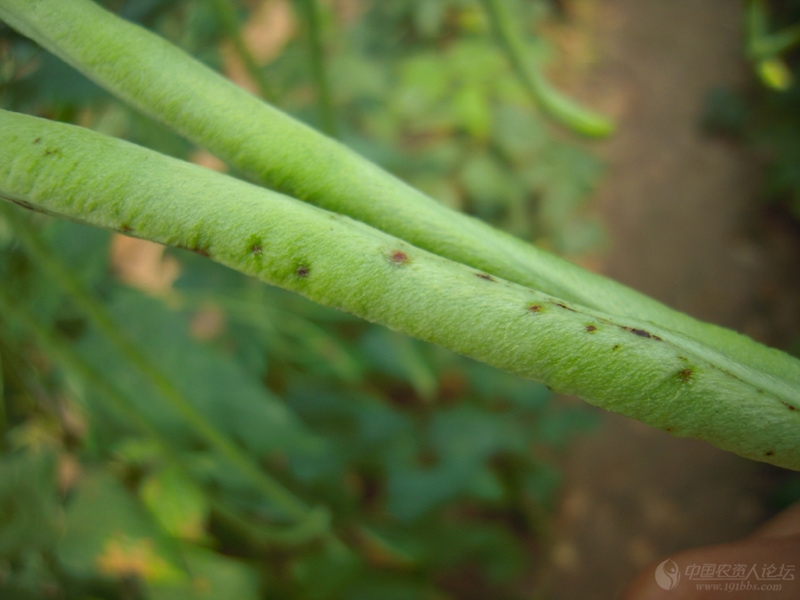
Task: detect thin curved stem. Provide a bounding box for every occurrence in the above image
[208,0,276,102]
[295,0,338,137]
[477,0,614,138]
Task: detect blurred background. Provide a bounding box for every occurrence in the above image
[1,0,799,598]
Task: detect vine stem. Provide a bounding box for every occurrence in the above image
[1,110,797,469]
[208,0,275,102]
[295,0,339,137]
[2,0,797,393]
[477,0,614,138]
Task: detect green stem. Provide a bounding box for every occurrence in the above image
[1,110,797,469]
[207,0,275,102]
[478,0,614,138]
[0,204,312,521]
[3,0,794,394]
[295,0,338,137]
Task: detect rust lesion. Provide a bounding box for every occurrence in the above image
[388,250,409,265]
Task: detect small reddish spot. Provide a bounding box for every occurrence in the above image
[781,401,797,411]
[528,304,543,313]
[585,324,597,333]
[296,265,310,278]
[676,368,693,383]
[388,250,409,264]
[476,273,495,282]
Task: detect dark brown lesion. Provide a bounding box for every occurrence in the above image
[475,273,495,282]
[296,265,310,278]
[553,301,577,312]
[781,401,797,412]
[676,368,693,383]
[527,304,544,313]
[585,324,598,333]
[622,326,662,341]
[250,244,263,256]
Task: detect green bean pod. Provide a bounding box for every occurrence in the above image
[1,110,798,469]
[2,0,799,394]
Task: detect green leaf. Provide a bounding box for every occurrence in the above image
[57,468,185,583]
[140,464,210,543]
[0,449,59,557]
[77,289,320,459]
[147,546,260,600]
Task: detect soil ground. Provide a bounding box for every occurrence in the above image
[543,1,800,598]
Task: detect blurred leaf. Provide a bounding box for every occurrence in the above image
[57,468,185,583]
[360,329,438,401]
[140,464,210,543]
[757,57,793,90]
[77,288,320,459]
[147,546,260,600]
[0,449,59,557]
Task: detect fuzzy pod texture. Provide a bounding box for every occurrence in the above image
[1,110,798,469]
[3,0,799,393]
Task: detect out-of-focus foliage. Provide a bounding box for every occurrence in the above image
[704,0,800,220]
[0,0,602,598]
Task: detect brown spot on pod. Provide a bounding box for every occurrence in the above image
[388,250,409,264]
[527,304,543,313]
[623,326,662,341]
[250,244,263,256]
[119,224,132,233]
[553,302,577,312]
[781,401,797,411]
[765,450,775,457]
[612,344,621,351]
[296,265,310,278]
[33,137,41,144]
[43,147,61,157]
[676,368,693,383]
[585,324,597,333]
[475,273,495,282]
